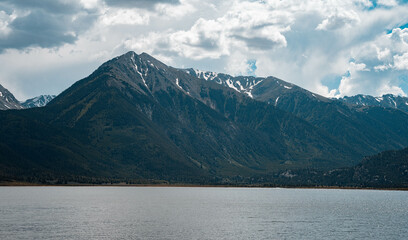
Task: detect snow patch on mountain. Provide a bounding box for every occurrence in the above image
[175,78,182,90]
[193,69,218,81]
[134,63,148,88]
[275,96,280,106]
[183,69,270,99]
[226,78,240,92]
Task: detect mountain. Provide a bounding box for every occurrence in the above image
[311,146,408,188]
[46,52,359,173]
[21,95,56,108]
[0,52,365,183]
[186,69,408,156]
[338,94,408,113]
[0,84,23,110]
[349,146,408,187]
[255,146,408,188]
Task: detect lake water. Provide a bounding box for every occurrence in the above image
[0,187,407,239]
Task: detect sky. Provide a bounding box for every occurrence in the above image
[1,0,408,100]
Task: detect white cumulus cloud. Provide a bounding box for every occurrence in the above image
[101,9,150,25]
[394,52,408,70]
[316,11,360,31]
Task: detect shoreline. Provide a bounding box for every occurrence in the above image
[1,181,407,191]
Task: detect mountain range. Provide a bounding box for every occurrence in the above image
[1,52,408,186]
[0,84,55,110]
[185,69,408,156]
[338,94,408,113]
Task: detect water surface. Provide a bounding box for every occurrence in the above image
[0,187,407,239]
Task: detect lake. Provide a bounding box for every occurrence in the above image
[0,187,407,239]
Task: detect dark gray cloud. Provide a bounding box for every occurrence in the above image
[0,0,82,14]
[103,0,180,9]
[233,35,284,50]
[0,0,98,52]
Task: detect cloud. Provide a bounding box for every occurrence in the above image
[0,10,16,37]
[350,61,370,71]
[121,0,291,60]
[351,27,408,71]
[101,9,150,25]
[1,0,84,14]
[224,52,257,76]
[394,52,408,70]
[103,0,180,9]
[0,0,99,52]
[377,82,406,96]
[2,0,408,99]
[390,27,408,45]
[338,75,359,97]
[316,11,360,31]
[374,64,391,71]
[376,47,391,60]
[376,0,398,7]
[100,0,195,25]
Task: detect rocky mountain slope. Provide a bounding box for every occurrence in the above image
[0,84,23,110]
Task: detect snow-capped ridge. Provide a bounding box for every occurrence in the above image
[183,68,269,99]
[21,95,56,108]
[338,93,408,113]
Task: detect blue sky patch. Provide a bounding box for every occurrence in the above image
[387,22,408,34]
[247,59,257,76]
[321,74,343,91]
[398,75,408,94]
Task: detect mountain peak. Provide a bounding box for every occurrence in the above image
[108,51,169,73]
[139,52,169,70]
[56,51,196,104]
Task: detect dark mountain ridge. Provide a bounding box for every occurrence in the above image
[268,146,408,188]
